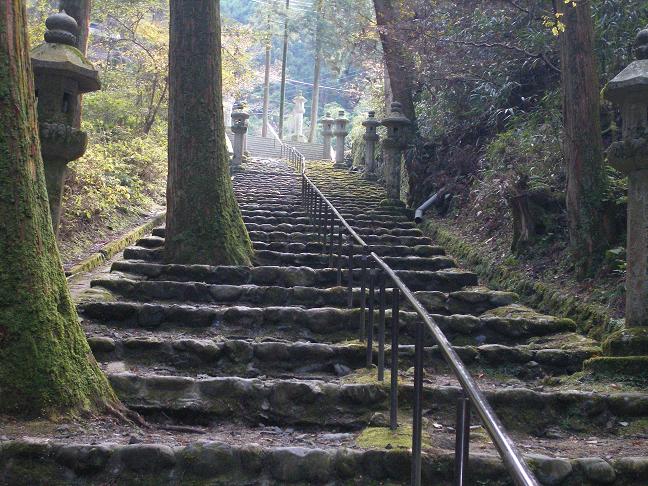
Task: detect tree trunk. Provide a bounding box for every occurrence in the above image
[0,0,117,416]
[558,0,608,278]
[308,0,323,143]
[372,0,416,123]
[59,0,91,54]
[59,0,91,128]
[165,0,253,266]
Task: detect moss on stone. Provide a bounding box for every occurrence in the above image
[426,222,612,339]
[356,425,422,450]
[583,356,648,376]
[602,327,648,357]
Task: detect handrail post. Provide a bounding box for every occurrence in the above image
[390,287,399,430]
[411,316,424,486]
[347,242,354,308]
[366,266,376,368]
[359,249,368,341]
[337,228,344,286]
[377,272,386,381]
[455,395,471,486]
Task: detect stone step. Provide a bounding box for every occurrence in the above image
[78,302,576,345]
[8,439,644,486]
[107,372,648,432]
[152,226,432,246]
[137,236,444,258]
[240,208,411,222]
[241,215,417,230]
[90,279,509,316]
[121,246,452,272]
[88,335,596,378]
[110,261,478,292]
[253,250,456,272]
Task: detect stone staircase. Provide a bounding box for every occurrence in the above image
[3,158,648,485]
[245,133,327,161]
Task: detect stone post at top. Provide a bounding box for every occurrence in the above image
[320,112,334,161]
[224,98,234,129]
[380,102,411,206]
[230,101,249,171]
[291,91,307,142]
[333,110,349,169]
[31,10,101,236]
[587,27,648,375]
[362,111,381,180]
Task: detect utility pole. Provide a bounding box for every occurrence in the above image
[278,0,289,139]
[308,0,324,143]
[262,12,271,138]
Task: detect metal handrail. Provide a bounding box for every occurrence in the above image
[278,145,539,486]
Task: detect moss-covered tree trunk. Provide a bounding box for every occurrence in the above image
[0,0,117,416]
[558,0,609,279]
[165,0,253,265]
[372,0,416,123]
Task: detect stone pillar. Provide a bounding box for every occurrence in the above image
[333,110,349,169]
[320,112,334,161]
[230,102,249,171]
[380,102,411,206]
[31,11,101,236]
[224,98,233,130]
[586,27,648,375]
[363,111,381,180]
[291,91,307,142]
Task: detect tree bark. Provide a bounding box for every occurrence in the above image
[59,0,91,129]
[372,0,416,123]
[0,0,117,416]
[59,0,91,55]
[558,0,608,278]
[165,0,253,266]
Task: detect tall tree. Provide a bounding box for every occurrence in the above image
[59,0,91,129]
[165,0,253,265]
[59,0,91,54]
[0,0,117,416]
[372,0,416,123]
[558,0,609,278]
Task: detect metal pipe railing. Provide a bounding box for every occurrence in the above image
[278,143,540,486]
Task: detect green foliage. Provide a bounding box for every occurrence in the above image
[62,129,166,225]
[484,91,564,189]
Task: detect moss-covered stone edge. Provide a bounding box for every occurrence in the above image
[66,212,166,279]
[424,221,613,340]
[4,440,648,485]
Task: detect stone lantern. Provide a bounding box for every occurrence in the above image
[362,111,381,180]
[380,102,411,206]
[291,91,307,142]
[230,101,249,171]
[333,110,349,169]
[31,10,100,235]
[320,112,334,161]
[586,27,648,375]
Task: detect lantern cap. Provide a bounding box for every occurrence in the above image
[381,102,411,128]
[363,110,381,128]
[44,10,78,46]
[606,28,648,104]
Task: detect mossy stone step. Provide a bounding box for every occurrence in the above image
[79,301,575,344]
[137,235,445,258]
[88,335,596,377]
[110,261,478,292]
[91,279,513,317]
